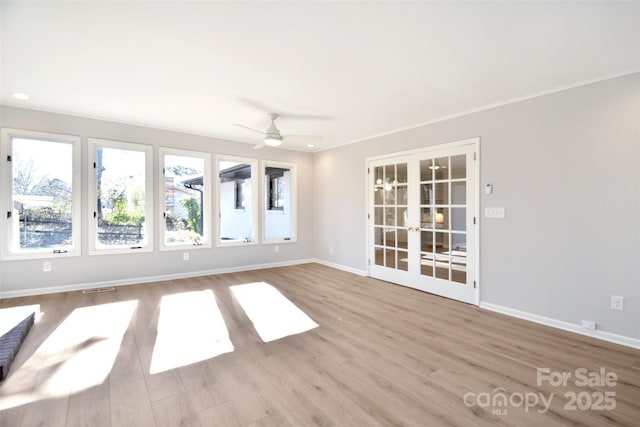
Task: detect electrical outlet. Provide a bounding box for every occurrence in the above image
[581,320,596,330]
[611,295,624,311]
[329,246,334,254]
[183,252,190,261]
[43,261,52,272]
[274,245,280,253]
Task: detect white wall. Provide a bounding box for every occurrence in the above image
[0,106,314,295]
[313,73,640,342]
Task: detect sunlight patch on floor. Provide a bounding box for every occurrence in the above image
[150,289,233,374]
[231,282,318,342]
[0,300,137,411]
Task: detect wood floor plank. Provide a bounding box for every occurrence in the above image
[247,411,294,427]
[110,378,154,427]
[20,396,68,427]
[178,361,227,413]
[207,356,275,425]
[151,393,201,427]
[197,400,243,427]
[66,383,110,427]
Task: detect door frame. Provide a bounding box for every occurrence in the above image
[364,137,480,306]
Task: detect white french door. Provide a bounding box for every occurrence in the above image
[368,140,478,304]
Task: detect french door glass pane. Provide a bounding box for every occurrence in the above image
[451,155,466,179]
[435,207,449,230]
[374,207,383,225]
[434,157,448,180]
[434,182,449,205]
[397,229,408,249]
[421,207,433,229]
[396,163,407,183]
[451,233,467,284]
[451,181,466,204]
[375,246,384,266]
[421,183,433,204]
[374,227,383,245]
[386,229,396,247]
[398,250,409,271]
[384,208,395,226]
[397,185,408,204]
[385,249,396,268]
[420,159,434,181]
[451,208,466,231]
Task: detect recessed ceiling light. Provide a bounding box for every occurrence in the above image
[306,144,315,148]
[11,92,30,100]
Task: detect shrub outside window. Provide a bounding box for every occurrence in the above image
[160,148,211,249]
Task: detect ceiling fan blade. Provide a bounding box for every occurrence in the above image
[235,96,275,113]
[282,135,323,145]
[253,142,265,150]
[233,123,264,135]
[235,96,333,121]
[278,112,334,121]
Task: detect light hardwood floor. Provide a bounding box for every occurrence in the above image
[1,263,639,426]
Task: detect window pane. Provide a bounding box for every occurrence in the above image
[219,159,254,242]
[164,154,206,245]
[264,164,295,241]
[11,138,74,252]
[96,147,148,247]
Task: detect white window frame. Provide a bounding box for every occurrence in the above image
[88,138,153,255]
[262,160,297,244]
[159,147,211,250]
[215,154,258,247]
[1,128,82,260]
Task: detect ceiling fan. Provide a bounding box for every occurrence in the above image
[234,113,323,149]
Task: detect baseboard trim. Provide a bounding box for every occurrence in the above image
[0,258,314,299]
[311,258,367,276]
[480,302,640,350]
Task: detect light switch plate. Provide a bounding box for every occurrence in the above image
[485,207,505,218]
[611,295,624,311]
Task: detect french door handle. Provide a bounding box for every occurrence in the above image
[407,226,420,232]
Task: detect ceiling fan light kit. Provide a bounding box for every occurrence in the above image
[264,135,283,146]
[234,111,323,149]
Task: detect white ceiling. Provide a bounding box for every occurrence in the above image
[2,1,639,151]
